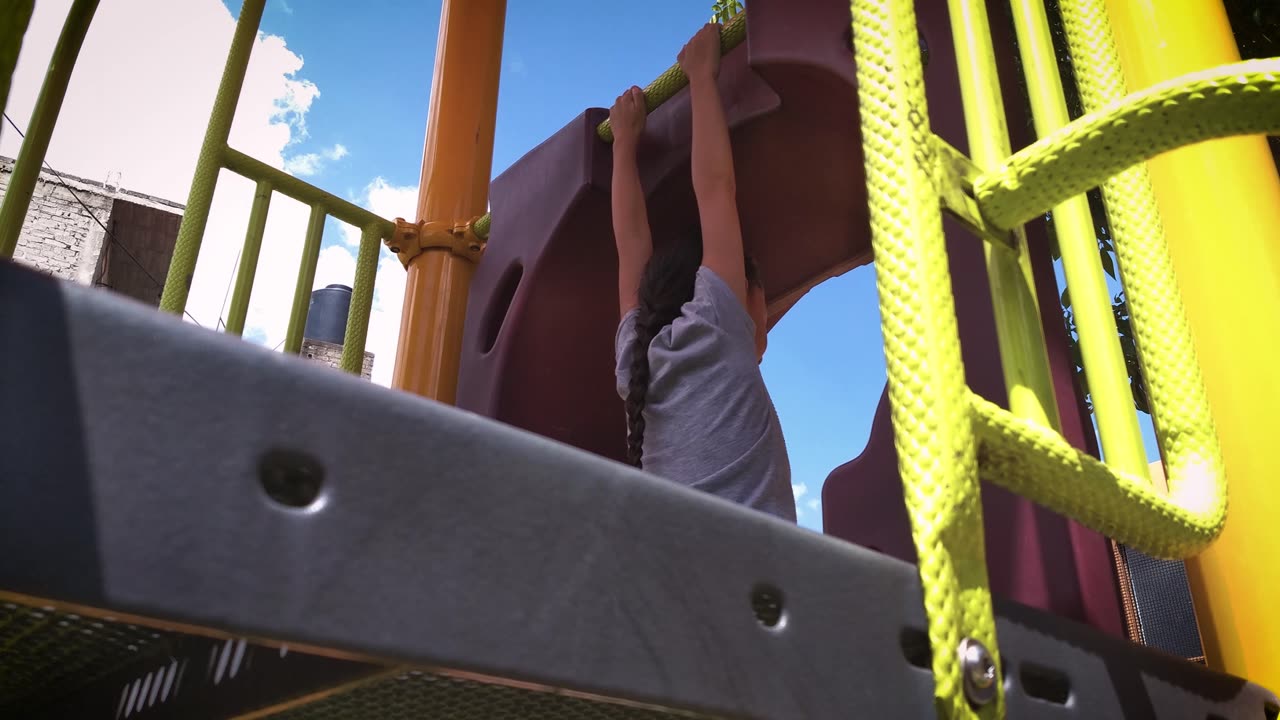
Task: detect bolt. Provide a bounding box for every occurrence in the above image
[958,638,997,706]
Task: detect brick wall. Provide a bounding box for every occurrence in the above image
[0,157,184,305]
[0,157,112,284]
[301,338,375,380]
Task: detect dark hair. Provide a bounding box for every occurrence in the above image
[625,235,760,468]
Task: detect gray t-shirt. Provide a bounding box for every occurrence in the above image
[615,267,796,522]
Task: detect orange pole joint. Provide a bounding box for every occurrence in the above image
[385,217,487,268]
[391,0,506,403]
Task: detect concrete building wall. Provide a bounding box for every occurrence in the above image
[0,156,112,285]
[301,338,374,380]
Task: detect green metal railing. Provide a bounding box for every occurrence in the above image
[155,0,391,374]
[0,0,387,375]
[212,146,392,372]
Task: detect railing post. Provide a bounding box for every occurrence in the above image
[1106,0,1280,689]
[158,0,267,316]
[223,179,272,336]
[0,0,99,259]
[284,204,328,354]
[391,0,506,402]
[340,225,382,375]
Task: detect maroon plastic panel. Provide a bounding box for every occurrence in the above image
[457,0,1123,636]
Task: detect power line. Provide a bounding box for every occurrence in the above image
[4,112,204,328]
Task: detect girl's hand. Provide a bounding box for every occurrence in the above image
[678,24,722,84]
[610,86,646,148]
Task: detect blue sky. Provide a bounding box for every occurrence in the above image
[216,0,1156,531]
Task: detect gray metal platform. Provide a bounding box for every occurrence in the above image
[1,259,1276,718]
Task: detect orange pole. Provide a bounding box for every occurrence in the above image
[391,0,506,402]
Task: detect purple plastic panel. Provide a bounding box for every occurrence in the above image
[458,0,1124,636]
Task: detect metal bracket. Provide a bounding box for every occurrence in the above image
[386,217,486,268]
[932,134,1019,251]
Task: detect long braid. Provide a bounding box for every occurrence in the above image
[625,307,657,467]
[623,233,705,468]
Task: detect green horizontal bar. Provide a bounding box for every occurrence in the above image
[472,212,491,240]
[596,11,747,143]
[975,58,1280,230]
[222,146,394,238]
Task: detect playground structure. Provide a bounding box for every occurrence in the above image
[2,0,1279,718]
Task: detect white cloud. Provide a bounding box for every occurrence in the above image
[792,482,808,501]
[282,143,349,177]
[278,0,295,15]
[806,498,820,511]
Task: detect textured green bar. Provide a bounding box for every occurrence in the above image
[945,0,1060,432]
[850,0,1000,714]
[340,224,381,375]
[159,0,265,315]
[1008,0,1148,476]
[224,180,273,336]
[471,212,491,241]
[223,146,394,237]
[0,0,99,258]
[284,204,327,355]
[0,0,35,123]
[596,11,747,143]
[975,58,1280,230]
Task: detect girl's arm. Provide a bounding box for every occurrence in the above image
[610,86,652,318]
[680,24,748,308]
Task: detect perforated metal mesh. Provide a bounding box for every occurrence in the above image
[264,669,707,719]
[0,601,175,711]
[1119,546,1205,660]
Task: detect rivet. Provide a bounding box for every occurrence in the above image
[959,637,997,706]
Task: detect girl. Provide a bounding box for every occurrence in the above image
[610,24,796,522]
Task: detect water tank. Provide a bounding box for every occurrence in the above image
[303,284,353,345]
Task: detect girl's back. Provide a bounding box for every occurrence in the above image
[616,267,795,521]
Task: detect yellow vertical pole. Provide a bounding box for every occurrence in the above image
[1106,0,1280,687]
[391,0,506,402]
